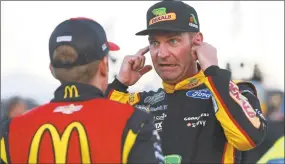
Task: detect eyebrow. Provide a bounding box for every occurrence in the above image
[148,32,183,41]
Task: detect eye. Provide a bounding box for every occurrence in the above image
[169,39,178,45]
[150,40,159,47]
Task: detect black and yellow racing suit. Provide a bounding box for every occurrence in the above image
[107,66,267,163]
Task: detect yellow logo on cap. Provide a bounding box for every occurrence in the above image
[149,7,176,25]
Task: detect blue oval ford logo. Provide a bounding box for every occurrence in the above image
[186,89,212,99]
[267,158,284,164]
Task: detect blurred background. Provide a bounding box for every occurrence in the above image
[1,1,284,163]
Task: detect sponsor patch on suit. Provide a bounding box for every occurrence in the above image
[186,89,212,99]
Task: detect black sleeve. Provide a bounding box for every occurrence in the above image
[106,78,129,94]
[238,82,268,134]
[203,66,267,150]
[128,116,164,163]
[122,109,164,164]
[240,120,284,163]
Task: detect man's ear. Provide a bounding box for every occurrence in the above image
[192,32,203,45]
[49,63,57,78]
[98,56,109,77]
[190,32,203,61]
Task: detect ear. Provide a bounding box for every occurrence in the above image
[98,56,109,77]
[192,32,203,45]
[190,32,203,61]
[49,63,56,78]
[49,63,52,71]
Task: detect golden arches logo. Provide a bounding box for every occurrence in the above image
[28,122,90,163]
[1,137,7,163]
[64,85,79,98]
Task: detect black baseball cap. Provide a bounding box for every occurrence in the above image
[49,17,120,68]
[136,1,200,35]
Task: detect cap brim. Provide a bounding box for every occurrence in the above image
[136,27,195,36]
[108,42,120,51]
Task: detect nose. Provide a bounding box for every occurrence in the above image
[158,44,170,58]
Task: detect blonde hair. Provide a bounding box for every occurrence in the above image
[51,45,100,84]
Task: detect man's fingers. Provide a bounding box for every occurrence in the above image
[140,56,146,69]
[126,46,149,71]
[134,56,146,71]
[128,56,137,66]
[137,56,144,71]
[136,46,149,56]
[132,57,142,71]
[139,65,152,76]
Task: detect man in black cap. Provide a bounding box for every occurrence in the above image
[0,17,164,164]
[107,1,267,163]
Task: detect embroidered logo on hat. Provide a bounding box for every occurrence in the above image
[56,36,72,42]
[152,7,167,16]
[149,7,176,25]
[189,14,198,29]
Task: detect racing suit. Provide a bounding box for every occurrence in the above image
[0,83,164,164]
[107,66,267,163]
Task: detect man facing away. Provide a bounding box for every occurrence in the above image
[107,1,267,163]
[0,17,164,164]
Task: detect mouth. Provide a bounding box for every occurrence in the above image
[159,64,178,67]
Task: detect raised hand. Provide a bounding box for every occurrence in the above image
[117,46,153,86]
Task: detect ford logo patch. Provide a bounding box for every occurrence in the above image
[186,89,212,99]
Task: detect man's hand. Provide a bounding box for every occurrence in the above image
[117,46,153,86]
[192,42,218,71]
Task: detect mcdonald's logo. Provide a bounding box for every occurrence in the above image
[1,137,7,163]
[64,85,79,99]
[28,122,91,163]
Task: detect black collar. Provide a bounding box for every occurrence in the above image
[51,82,104,102]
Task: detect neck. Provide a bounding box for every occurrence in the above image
[88,76,105,94]
[186,64,199,78]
